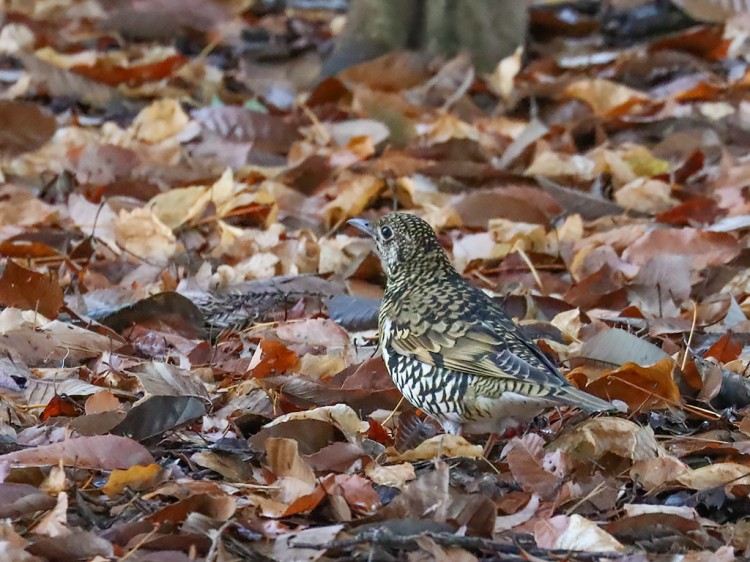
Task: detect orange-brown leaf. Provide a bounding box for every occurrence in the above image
[582,358,680,411]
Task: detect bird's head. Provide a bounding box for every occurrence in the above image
[348,212,449,279]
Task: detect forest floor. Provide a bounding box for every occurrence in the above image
[1,1,750,561]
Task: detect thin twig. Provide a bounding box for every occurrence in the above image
[513,245,544,292]
[681,300,698,371]
[292,528,625,560]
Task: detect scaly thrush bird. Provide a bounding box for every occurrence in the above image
[349,212,614,435]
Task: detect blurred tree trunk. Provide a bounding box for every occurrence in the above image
[321,0,527,76]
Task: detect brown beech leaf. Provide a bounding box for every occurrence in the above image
[129,362,210,400]
[250,339,300,379]
[578,327,670,368]
[549,418,661,470]
[40,394,80,421]
[388,434,483,462]
[0,100,56,156]
[0,261,63,319]
[677,462,750,490]
[504,435,563,500]
[630,455,690,491]
[656,197,722,227]
[623,228,741,269]
[321,174,385,228]
[279,486,327,518]
[450,185,561,227]
[534,514,624,552]
[266,438,316,484]
[564,263,627,310]
[27,530,114,561]
[0,483,57,519]
[0,435,153,469]
[192,106,301,154]
[101,292,205,338]
[305,442,370,473]
[704,333,742,363]
[320,473,381,515]
[365,462,416,489]
[565,78,649,116]
[70,53,187,87]
[147,492,236,524]
[338,51,432,91]
[580,358,680,411]
[649,25,729,61]
[18,51,119,107]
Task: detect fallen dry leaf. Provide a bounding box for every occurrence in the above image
[623,228,741,269]
[388,435,484,462]
[0,435,153,469]
[677,462,750,490]
[565,78,649,116]
[132,98,190,143]
[549,418,661,469]
[112,207,178,262]
[103,464,164,496]
[365,462,416,489]
[578,358,681,411]
[535,514,625,552]
[84,390,121,415]
[630,455,690,490]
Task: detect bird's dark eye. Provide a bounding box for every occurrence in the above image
[380,226,393,240]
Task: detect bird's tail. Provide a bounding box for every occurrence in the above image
[554,386,622,413]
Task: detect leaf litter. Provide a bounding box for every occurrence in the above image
[2,1,750,561]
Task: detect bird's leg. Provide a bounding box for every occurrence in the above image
[484,425,526,458]
[483,433,499,458]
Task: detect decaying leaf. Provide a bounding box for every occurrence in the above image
[549,418,661,469]
[103,464,164,496]
[0,100,57,156]
[677,462,750,491]
[535,514,624,552]
[262,404,369,442]
[0,436,153,469]
[112,207,178,262]
[365,462,416,489]
[579,358,681,411]
[387,435,484,462]
[630,455,690,490]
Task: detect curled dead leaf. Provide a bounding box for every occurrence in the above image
[578,358,680,411]
[387,434,483,462]
[535,514,624,552]
[630,455,690,491]
[266,438,316,485]
[321,174,385,228]
[132,98,190,143]
[549,418,661,468]
[677,462,750,490]
[112,207,177,262]
[365,462,416,489]
[566,78,649,116]
[103,464,164,496]
[623,228,741,269]
[262,404,369,441]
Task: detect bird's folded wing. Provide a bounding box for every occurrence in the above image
[389,319,566,388]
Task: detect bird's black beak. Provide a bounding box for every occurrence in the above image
[347,218,373,237]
